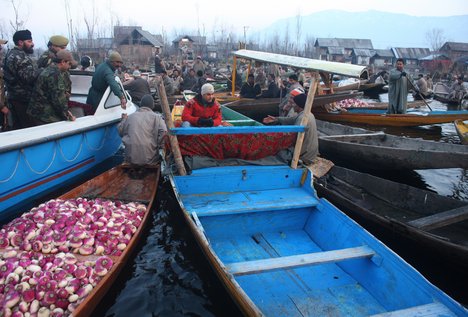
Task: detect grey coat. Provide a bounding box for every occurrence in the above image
[388,68,410,114]
[278,111,319,164]
[118,107,167,165]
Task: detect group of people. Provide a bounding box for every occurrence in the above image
[0,30,80,130]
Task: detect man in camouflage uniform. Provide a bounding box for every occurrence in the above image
[0,39,10,131]
[27,50,76,125]
[37,35,74,99]
[3,30,40,129]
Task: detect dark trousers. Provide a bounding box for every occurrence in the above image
[7,99,33,129]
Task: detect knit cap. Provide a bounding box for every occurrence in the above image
[140,94,155,110]
[201,83,215,95]
[293,93,307,108]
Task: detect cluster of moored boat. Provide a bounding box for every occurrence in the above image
[1,49,467,316]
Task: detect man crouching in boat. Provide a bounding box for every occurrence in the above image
[263,93,319,165]
[181,83,222,127]
[118,94,167,166]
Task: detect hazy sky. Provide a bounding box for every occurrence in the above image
[1,0,468,48]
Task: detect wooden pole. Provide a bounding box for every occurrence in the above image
[158,78,187,176]
[232,56,237,96]
[290,76,318,169]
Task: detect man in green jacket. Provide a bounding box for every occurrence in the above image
[27,50,76,125]
[86,52,126,112]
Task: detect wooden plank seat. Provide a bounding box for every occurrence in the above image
[369,302,456,317]
[183,188,319,216]
[408,205,468,231]
[226,245,375,276]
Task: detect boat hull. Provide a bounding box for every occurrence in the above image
[317,120,468,169]
[313,110,468,127]
[169,165,467,316]
[0,123,121,221]
[314,166,468,304]
[454,120,468,145]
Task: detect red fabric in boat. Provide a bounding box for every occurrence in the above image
[177,132,297,160]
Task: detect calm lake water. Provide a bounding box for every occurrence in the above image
[3,96,467,315]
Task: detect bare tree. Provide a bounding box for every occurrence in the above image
[425,28,446,53]
[8,0,28,33]
[63,0,75,51]
[295,11,302,56]
[283,22,290,55]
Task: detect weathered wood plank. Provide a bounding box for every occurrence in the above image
[226,246,374,276]
[369,302,455,317]
[320,132,385,139]
[408,205,468,231]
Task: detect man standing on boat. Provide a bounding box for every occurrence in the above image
[27,50,76,125]
[387,58,411,114]
[3,30,40,129]
[123,70,151,105]
[0,38,10,131]
[118,94,167,165]
[87,52,127,112]
[263,93,319,165]
[447,76,467,102]
[181,83,222,127]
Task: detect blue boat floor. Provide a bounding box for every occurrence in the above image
[210,228,387,317]
[181,187,318,216]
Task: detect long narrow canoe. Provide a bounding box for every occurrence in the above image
[454,119,468,145]
[313,109,468,127]
[165,120,467,316]
[314,166,468,305]
[64,164,159,317]
[317,120,468,169]
[0,164,159,316]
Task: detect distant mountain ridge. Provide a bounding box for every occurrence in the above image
[257,10,468,50]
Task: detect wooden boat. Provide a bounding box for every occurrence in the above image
[314,165,468,304]
[223,91,363,122]
[454,119,468,145]
[62,164,159,317]
[313,109,468,127]
[317,120,468,169]
[0,70,137,218]
[0,164,159,316]
[433,82,460,106]
[359,82,387,96]
[160,67,467,316]
[166,147,467,316]
[341,100,429,110]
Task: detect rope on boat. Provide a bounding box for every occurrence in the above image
[57,135,84,162]
[22,146,57,175]
[84,126,109,151]
[0,152,21,183]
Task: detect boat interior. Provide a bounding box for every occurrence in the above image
[172,165,459,316]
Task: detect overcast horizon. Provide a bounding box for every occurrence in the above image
[1,0,468,49]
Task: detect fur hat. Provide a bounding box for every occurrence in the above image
[108,52,123,63]
[201,83,215,95]
[13,30,32,44]
[56,49,76,65]
[49,35,69,47]
[140,94,155,109]
[132,70,141,77]
[293,93,307,108]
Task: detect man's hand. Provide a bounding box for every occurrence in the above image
[198,117,214,127]
[263,115,277,124]
[67,111,76,122]
[1,106,9,115]
[120,96,127,110]
[121,113,128,120]
[401,71,407,77]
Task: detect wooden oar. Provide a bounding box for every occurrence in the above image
[408,78,433,111]
[158,78,187,176]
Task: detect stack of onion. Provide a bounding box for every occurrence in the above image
[0,198,147,316]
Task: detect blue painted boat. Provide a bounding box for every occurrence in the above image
[0,71,137,220]
[166,124,468,316]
